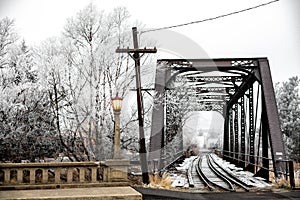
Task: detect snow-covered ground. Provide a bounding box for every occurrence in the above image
[175,156,197,172]
[210,153,271,188]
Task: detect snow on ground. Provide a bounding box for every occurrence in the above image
[170,174,189,188]
[169,156,197,188]
[210,153,271,188]
[169,153,271,189]
[175,156,197,172]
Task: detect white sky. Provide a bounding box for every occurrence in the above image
[0,0,299,83]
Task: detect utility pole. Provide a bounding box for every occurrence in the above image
[116,27,157,184]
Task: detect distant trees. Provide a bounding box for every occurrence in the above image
[275,76,300,162]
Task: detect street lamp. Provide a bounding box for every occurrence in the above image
[112,95,122,159]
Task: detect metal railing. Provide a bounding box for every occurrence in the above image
[215,149,295,188]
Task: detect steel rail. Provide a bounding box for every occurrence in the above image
[208,153,250,191]
[195,155,215,191]
[187,157,196,188]
[205,154,235,191]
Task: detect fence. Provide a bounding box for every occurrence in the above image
[0,160,129,189]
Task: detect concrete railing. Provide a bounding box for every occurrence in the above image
[0,160,129,188]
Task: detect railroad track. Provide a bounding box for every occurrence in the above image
[187,157,204,188]
[188,153,250,192]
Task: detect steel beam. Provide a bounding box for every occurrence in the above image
[256,96,270,180]
[159,58,259,68]
[186,76,244,83]
[227,73,256,109]
[229,109,234,161]
[240,96,246,168]
[257,58,285,177]
[234,104,239,163]
[247,85,255,173]
[223,105,230,159]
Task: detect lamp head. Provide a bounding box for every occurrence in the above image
[111,96,122,112]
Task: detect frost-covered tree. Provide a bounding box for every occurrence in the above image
[0,18,61,162]
[34,4,144,161]
[1,5,152,162]
[35,37,89,161]
[0,17,18,69]
[62,4,136,160]
[275,76,300,162]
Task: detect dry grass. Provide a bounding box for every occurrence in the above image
[270,171,289,188]
[148,172,172,189]
[270,161,300,188]
[295,171,300,187]
[294,161,300,188]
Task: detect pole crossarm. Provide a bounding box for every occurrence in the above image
[116,47,157,54]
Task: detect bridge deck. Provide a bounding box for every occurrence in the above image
[0,187,142,200]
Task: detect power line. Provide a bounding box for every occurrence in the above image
[141,0,279,34]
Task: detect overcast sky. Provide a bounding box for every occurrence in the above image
[0,0,299,83]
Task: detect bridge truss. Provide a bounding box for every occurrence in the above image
[149,58,285,181]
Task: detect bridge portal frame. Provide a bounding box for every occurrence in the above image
[148,58,285,181]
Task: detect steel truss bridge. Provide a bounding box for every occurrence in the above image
[148,58,287,181]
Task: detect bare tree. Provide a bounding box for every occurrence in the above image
[54,4,139,160]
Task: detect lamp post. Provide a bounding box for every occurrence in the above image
[112,96,122,159]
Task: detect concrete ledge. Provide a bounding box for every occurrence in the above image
[0,182,130,190]
[0,186,142,200]
[102,159,130,182]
